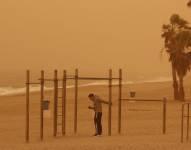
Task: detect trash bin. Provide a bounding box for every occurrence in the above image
[43,100,50,110]
[130,91,136,98]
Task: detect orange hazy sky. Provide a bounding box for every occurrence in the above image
[0,0,190,84]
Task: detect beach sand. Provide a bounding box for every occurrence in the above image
[0,81,191,149]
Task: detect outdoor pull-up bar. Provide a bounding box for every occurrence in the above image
[72,69,122,136]
[119,98,167,134]
[25,69,122,142]
[181,102,191,142]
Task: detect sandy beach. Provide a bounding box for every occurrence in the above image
[0,81,191,150]
[1,0,191,149]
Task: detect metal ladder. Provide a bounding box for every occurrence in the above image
[54,70,66,136]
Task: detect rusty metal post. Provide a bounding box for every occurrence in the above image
[108,69,112,136]
[62,70,67,135]
[54,70,58,137]
[40,70,44,140]
[163,97,167,134]
[118,69,122,134]
[26,70,30,142]
[74,69,78,134]
[187,103,190,141]
[181,104,185,143]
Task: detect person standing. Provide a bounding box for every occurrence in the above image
[88,93,112,136]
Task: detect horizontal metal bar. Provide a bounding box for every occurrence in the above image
[26,82,40,85]
[182,103,191,106]
[127,109,157,111]
[78,77,110,80]
[66,77,120,80]
[39,77,120,81]
[121,98,164,102]
[112,78,121,80]
[78,77,118,80]
[184,115,191,117]
[41,79,54,81]
[39,78,64,81]
[67,75,75,77]
[65,77,74,80]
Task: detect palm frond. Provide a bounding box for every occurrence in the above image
[188,0,191,7]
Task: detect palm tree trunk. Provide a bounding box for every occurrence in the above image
[172,63,179,100]
[179,74,185,101]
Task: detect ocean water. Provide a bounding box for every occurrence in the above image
[0,76,172,96]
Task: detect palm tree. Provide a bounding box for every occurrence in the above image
[162,24,179,100]
[162,14,191,101]
[187,0,191,7]
[175,31,191,100]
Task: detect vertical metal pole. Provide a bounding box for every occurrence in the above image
[74,69,78,134]
[163,97,167,134]
[62,70,67,135]
[118,69,122,134]
[40,70,44,140]
[181,104,184,143]
[187,104,190,141]
[54,70,58,137]
[26,70,30,142]
[108,69,112,136]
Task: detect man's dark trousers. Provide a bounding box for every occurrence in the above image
[94,112,102,135]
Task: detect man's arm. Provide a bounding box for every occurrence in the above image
[88,106,95,110]
[100,99,112,105]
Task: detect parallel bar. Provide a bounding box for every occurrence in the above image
[187,104,190,141]
[181,104,185,142]
[77,77,120,80]
[43,79,55,81]
[26,70,30,142]
[123,97,166,135]
[62,70,67,135]
[121,99,163,102]
[43,77,120,81]
[67,75,75,77]
[108,69,112,136]
[183,103,191,105]
[26,82,40,85]
[74,69,78,134]
[78,77,110,80]
[54,70,58,137]
[40,70,44,140]
[43,78,71,81]
[66,77,75,80]
[118,69,122,134]
[184,115,191,117]
[163,97,167,134]
[43,78,66,81]
[112,78,120,80]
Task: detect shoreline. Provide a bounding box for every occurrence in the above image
[0,80,173,97]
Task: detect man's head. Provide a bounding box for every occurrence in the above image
[88,93,95,101]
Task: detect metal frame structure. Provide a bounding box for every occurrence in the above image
[118,96,167,134]
[26,70,67,142]
[25,69,122,142]
[26,69,167,143]
[69,69,121,136]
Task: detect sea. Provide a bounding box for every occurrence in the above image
[0,76,172,96]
